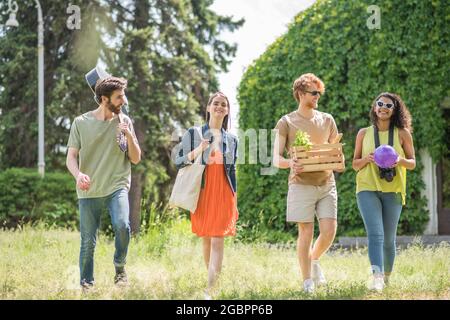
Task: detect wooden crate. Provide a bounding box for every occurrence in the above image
[290,143,345,172]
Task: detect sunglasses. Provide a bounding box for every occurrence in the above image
[305,90,322,96]
[376,100,394,109]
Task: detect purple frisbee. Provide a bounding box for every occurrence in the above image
[374,145,398,168]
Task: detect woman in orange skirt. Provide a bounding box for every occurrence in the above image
[174,92,239,299]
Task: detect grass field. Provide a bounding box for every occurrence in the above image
[1,220,449,300]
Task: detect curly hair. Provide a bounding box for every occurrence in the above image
[95,77,127,103]
[205,91,231,131]
[292,73,325,103]
[370,92,413,133]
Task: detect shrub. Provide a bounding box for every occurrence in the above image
[0,168,78,229]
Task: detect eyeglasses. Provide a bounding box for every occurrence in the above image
[376,101,394,109]
[305,90,321,96]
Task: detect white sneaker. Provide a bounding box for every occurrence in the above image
[303,279,315,294]
[311,261,327,286]
[204,290,212,300]
[368,275,385,292]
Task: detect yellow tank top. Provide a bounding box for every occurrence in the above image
[356,126,407,205]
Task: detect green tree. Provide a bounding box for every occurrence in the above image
[0,0,110,170]
[1,1,243,233]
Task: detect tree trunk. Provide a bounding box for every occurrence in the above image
[127,0,150,235]
[129,119,146,234]
[129,169,143,234]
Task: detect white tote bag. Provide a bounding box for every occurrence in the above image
[169,128,206,212]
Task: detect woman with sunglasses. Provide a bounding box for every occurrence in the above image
[352,92,416,291]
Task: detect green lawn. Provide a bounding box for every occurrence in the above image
[1,220,449,300]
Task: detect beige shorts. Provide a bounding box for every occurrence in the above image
[287,182,337,223]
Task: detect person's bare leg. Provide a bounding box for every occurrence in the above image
[297,223,314,281]
[207,237,224,295]
[311,218,337,260]
[202,237,211,270]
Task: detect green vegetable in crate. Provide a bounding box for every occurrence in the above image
[293,130,313,150]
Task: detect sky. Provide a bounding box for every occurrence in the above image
[210,0,317,135]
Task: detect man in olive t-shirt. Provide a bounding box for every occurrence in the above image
[273,73,344,294]
[66,77,141,290]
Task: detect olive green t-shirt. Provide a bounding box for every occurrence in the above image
[67,111,137,199]
[275,109,339,186]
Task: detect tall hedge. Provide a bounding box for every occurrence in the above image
[0,168,78,228]
[237,0,449,241]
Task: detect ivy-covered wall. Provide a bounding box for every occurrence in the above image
[237,0,449,242]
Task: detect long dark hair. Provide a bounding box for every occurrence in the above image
[370,92,413,132]
[205,92,230,131]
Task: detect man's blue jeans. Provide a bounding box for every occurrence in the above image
[78,188,131,285]
[356,191,402,274]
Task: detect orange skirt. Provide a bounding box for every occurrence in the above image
[190,150,239,237]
